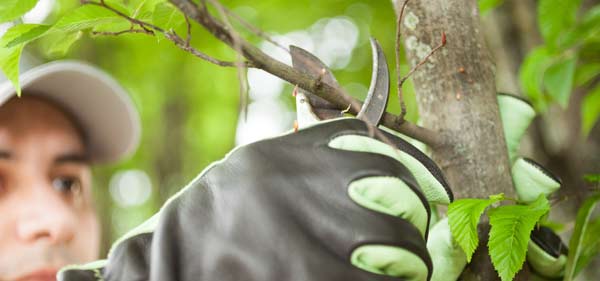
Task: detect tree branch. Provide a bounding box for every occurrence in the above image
[168,0,442,147]
[85,0,252,68]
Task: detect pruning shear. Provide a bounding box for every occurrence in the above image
[291,38,390,128]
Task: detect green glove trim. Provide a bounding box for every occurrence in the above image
[348,177,429,237]
[527,241,567,278]
[497,93,535,163]
[350,245,429,281]
[329,135,451,204]
[427,218,467,281]
[512,157,561,203]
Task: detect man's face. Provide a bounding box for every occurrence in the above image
[0,97,100,281]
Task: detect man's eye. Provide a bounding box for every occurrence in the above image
[52,177,82,195]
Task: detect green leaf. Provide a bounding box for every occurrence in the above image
[44,31,83,57]
[448,194,504,262]
[53,5,124,32]
[584,174,600,183]
[582,85,600,136]
[0,0,37,23]
[574,62,600,87]
[519,46,553,112]
[132,0,165,20]
[0,24,50,48]
[564,193,600,280]
[0,44,25,96]
[537,0,582,47]
[543,55,577,108]
[152,2,186,31]
[575,217,600,274]
[561,6,600,48]
[488,196,550,281]
[479,0,503,14]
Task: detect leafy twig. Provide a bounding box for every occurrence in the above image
[84,0,252,68]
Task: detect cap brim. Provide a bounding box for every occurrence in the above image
[0,60,140,163]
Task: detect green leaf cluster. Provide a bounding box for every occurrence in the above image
[0,0,192,96]
[448,195,551,281]
[520,0,600,136]
[448,194,504,262]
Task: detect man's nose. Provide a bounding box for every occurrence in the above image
[16,184,76,245]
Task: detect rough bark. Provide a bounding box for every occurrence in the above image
[393,0,517,280]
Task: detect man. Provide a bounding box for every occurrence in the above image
[0,61,140,281]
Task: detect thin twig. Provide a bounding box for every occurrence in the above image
[92,28,152,36]
[398,32,447,87]
[184,15,192,46]
[395,0,410,123]
[206,0,250,119]
[219,5,289,53]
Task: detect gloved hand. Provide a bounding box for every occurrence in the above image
[59,118,452,281]
[423,93,567,281]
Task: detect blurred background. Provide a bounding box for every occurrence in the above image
[1,0,600,278]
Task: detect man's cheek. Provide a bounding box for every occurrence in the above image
[73,210,101,262]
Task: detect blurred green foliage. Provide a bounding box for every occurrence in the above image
[519,0,600,136]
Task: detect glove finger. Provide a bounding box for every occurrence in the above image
[527,226,568,279]
[348,176,429,238]
[328,133,453,205]
[497,93,536,163]
[512,157,561,203]
[426,218,467,281]
[350,245,429,281]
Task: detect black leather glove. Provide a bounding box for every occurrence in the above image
[59,119,443,281]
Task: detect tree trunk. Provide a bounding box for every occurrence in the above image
[393,0,518,280]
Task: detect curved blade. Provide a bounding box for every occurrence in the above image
[356,38,390,126]
[290,45,343,123]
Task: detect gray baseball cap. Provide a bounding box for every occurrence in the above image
[0,60,141,163]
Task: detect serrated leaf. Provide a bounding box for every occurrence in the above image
[0,0,37,23]
[0,24,50,48]
[537,0,582,47]
[488,196,550,281]
[574,62,600,87]
[519,46,553,112]
[582,85,600,136]
[152,2,185,31]
[543,55,577,108]
[0,44,25,96]
[479,0,503,14]
[448,194,504,262]
[53,5,123,32]
[564,193,600,280]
